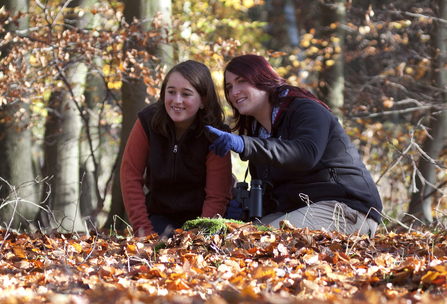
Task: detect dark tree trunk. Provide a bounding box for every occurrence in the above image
[407,0,447,224]
[105,0,173,232]
[317,0,346,122]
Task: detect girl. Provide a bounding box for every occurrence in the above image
[207,54,382,237]
[121,60,233,237]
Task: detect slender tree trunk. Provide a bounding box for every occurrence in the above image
[79,57,104,227]
[265,0,289,52]
[38,1,93,232]
[317,0,346,122]
[284,0,300,48]
[107,78,147,231]
[0,0,39,230]
[55,63,86,232]
[407,0,447,224]
[105,0,173,231]
[40,92,62,228]
[75,0,107,228]
[41,62,87,232]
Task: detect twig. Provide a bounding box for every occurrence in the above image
[376,208,412,231]
[81,235,97,264]
[113,214,133,237]
[402,213,426,227]
[51,0,74,28]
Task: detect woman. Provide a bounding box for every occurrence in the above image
[121,60,233,237]
[207,54,382,237]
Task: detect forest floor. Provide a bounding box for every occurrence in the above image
[1,220,447,304]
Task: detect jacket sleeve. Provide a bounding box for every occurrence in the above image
[201,150,233,218]
[240,99,333,171]
[121,119,155,236]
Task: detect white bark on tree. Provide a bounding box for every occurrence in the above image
[76,0,107,228]
[0,0,39,230]
[44,63,87,233]
[40,1,93,232]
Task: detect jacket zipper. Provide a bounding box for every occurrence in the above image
[329,168,337,181]
[329,168,348,197]
[169,142,179,210]
[170,131,190,209]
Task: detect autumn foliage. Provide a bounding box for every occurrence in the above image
[1,221,447,303]
[2,1,447,302]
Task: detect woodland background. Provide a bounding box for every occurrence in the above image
[1,0,447,235]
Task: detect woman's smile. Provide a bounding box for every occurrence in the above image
[225,70,271,127]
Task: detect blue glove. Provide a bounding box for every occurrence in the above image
[225,200,243,220]
[205,125,244,158]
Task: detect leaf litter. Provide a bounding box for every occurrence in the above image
[1,220,447,304]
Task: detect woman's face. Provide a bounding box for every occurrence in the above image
[225,71,269,118]
[165,71,203,131]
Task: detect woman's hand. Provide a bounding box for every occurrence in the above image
[225,200,243,220]
[206,125,244,157]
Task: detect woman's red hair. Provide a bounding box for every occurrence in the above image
[224,54,330,135]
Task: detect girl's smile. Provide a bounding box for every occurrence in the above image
[165,72,203,136]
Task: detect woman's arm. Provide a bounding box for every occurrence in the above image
[240,99,333,170]
[121,119,155,236]
[201,151,233,218]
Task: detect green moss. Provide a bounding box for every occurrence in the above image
[154,241,166,252]
[182,218,245,235]
[182,217,276,235]
[256,225,275,232]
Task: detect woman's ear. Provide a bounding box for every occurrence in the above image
[200,97,205,109]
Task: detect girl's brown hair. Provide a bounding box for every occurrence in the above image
[152,60,225,139]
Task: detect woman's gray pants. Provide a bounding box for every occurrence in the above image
[258,200,378,238]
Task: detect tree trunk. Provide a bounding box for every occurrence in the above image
[407,0,447,224]
[38,0,95,232]
[284,0,300,48]
[265,0,289,52]
[40,92,62,229]
[0,0,39,230]
[317,0,346,123]
[41,62,87,233]
[79,56,104,228]
[107,78,147,232]
[105,0,173,231]
[55,63,86,232]
[75,0,107,229]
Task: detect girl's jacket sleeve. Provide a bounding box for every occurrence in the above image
[202,150,233,218]
[121,119,154,237]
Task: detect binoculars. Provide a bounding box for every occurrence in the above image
[235,179,263,221]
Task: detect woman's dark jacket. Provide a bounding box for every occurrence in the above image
[240,98,382,223]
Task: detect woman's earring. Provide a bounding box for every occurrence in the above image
[200,105,204,109]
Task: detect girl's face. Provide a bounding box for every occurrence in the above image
[225,71,269,118]
[165,71,203,131]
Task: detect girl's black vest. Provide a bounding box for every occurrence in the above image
[138,104,212,224]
